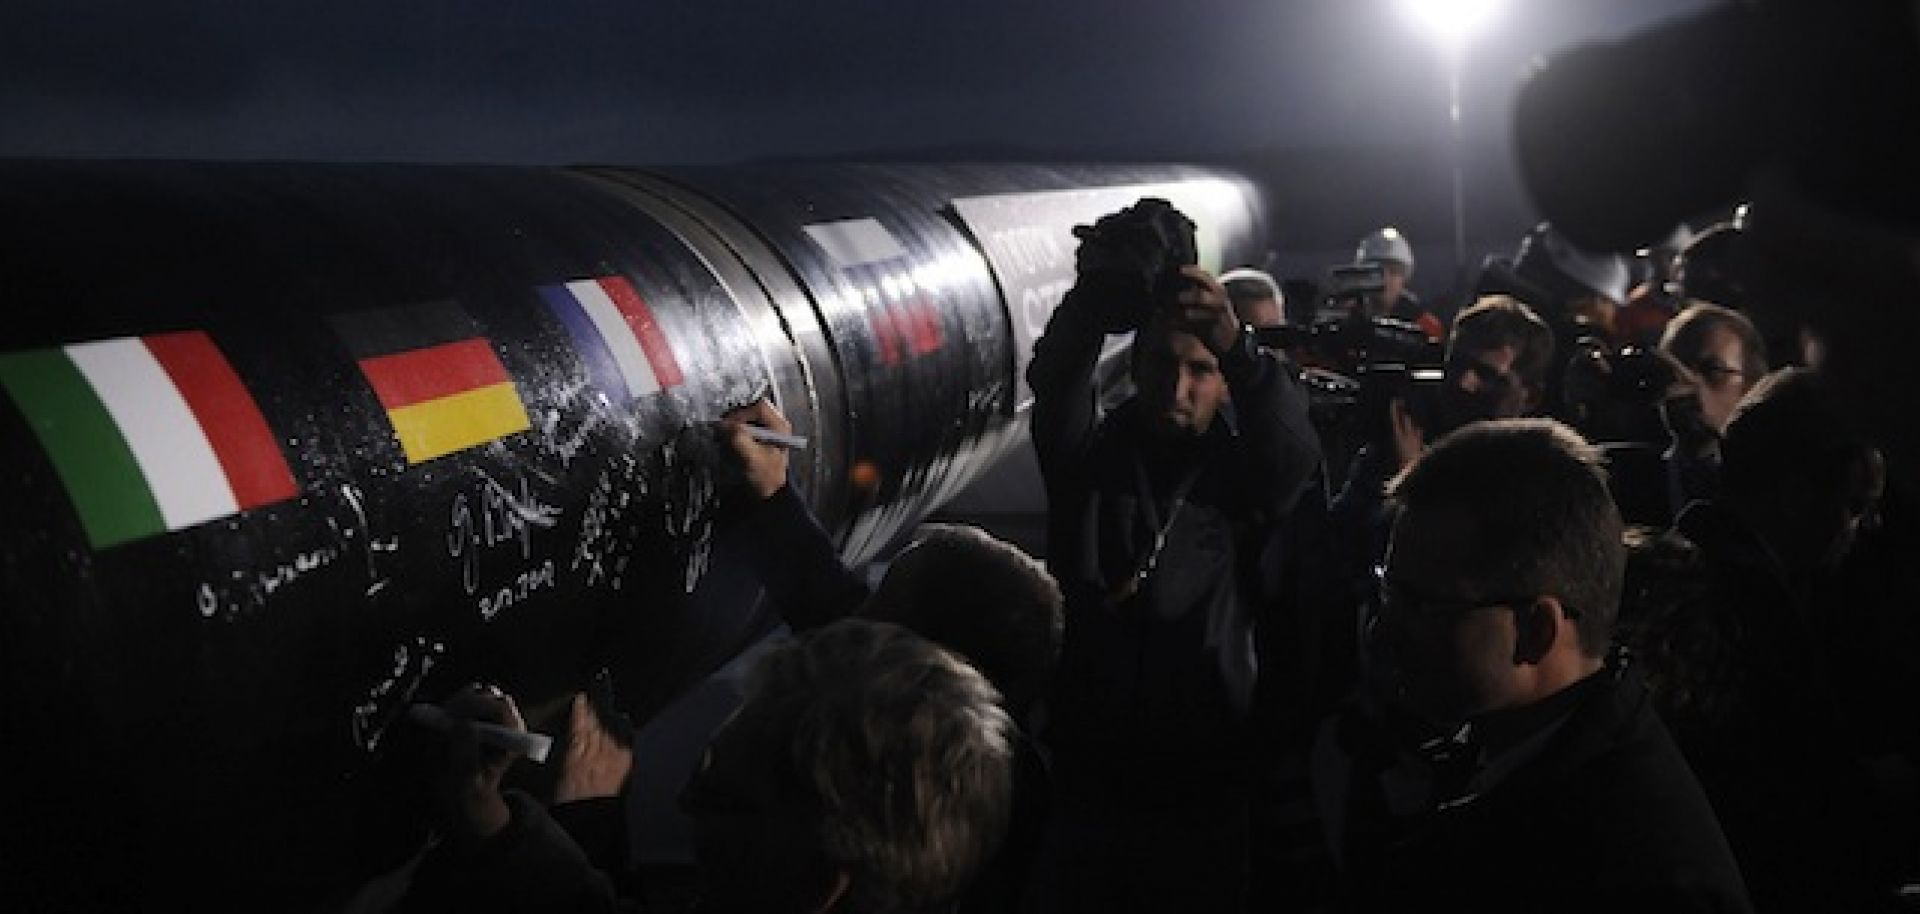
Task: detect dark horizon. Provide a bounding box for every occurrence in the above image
[1,0,1720,300]
[2,1,1714,165]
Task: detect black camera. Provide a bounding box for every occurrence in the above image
[1356,361,1447,451]
[1560,338,1678,447]
[1562,337,1677,411]
[1322,263,1388,318]
[1256,314,1445,468]
[1255,313,1438,381]
[1604,345,1677,407]
[1070,197,1199,333]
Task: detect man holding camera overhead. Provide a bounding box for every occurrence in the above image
[1026,198,1320,912]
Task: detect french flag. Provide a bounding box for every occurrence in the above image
[538,275,685,404]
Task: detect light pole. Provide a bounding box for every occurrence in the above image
[1397,0,1501,278]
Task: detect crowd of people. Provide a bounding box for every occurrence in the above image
[364,24,1920,903]
[376,171,1920,912]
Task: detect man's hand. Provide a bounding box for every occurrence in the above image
[1389,397,1427,472]
[1169,266,1243,356]
[434,683,528,841]
[720,398,792,500]
[555,693,634,805]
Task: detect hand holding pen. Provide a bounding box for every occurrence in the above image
[717,398,802,500]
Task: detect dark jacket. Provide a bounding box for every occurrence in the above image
[732,483,1051,914]
[1327,445,1396,602]
[400,790,618,914]
[1598,441,1722,530]
[1633,501,1916,912]
[736,483,871,632]
[1027,286,1320,796]
[1316,663,1753,913]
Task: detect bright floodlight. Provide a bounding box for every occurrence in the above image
[1398,0,1502,47]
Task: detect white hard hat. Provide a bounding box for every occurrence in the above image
[1220,267,1283,304]
[1355,227,1415,278]
[1220,267,1286,327]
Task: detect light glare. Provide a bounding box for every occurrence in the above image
[1398,0,1502,46]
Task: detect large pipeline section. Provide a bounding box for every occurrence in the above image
[0,160,1264,905]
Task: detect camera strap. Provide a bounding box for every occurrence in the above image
[1105,454,1202,606]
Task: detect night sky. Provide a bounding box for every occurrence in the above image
[1,1,1718,289]
[4,1,1712,164]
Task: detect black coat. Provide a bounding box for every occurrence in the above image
[732,483,1051,914]
[1026,287,1321,796]
[1319,663,1753,913]
[399,790,618,914]
[1642,501,1917,911]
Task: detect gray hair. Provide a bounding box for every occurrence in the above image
[744,619,1016,913]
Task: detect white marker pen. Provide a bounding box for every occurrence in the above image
[407,703,554,764]
[740,424,809,450]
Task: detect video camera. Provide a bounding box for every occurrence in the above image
[1323,262,1387,317]
[1558,334,1682,447]
[1254,267,1446,460]
[1254,261,1434,368]
[1596,344,1676,407]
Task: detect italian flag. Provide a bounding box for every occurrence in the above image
[0,331,300,549]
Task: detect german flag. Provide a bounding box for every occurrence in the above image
[330,302,531,465]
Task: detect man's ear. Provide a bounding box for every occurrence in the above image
[1512,597,1560,664]
[809,870,853,914]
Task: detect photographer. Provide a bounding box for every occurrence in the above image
[1658,303,1768,506]
[1474,223,1634,437]
[1026,198,1319,913]
[1328,296,1555,582]
[1572,302,1768,529]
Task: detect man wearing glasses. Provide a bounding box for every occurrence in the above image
[1322,297,1557,698]
[1656,302,1769,512]
[1315,419,1752,911]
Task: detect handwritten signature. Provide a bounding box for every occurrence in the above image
[195,544,343,621]
[448,470,561,597]
[570,462,642,591]
[349,636,445,752]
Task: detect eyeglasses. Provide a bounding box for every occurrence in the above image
[1372,565,1580,622]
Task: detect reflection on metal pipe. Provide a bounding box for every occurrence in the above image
[0,159,1264,906]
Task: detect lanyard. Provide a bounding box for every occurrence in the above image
[1105,454,1202,606]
